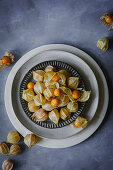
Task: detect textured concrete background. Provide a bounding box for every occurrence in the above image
[0,0,113,169]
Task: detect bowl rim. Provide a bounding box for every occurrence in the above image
[19,60,86,129]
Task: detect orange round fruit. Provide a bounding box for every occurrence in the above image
[27,82,35,90]
[72,90,80,99]
[51,98,59,107]
[52,74,60,82]
[2,56,11,64]
[105,16,112,23]
[54,89,61,96]
[74,120,83,127]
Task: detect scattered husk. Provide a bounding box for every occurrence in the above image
[100,13,113,31]
[0,51,14,69]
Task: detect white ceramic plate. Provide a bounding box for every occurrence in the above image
[5,50,98,139]
[5,44,108,148]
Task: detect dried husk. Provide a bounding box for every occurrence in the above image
[97,37,109,51]
[67,77,79,89]
[49,109,60,124]
[67,102,78,112]
[24,134,38,148]
[58,69,70,78]
[32,108,48,121]
[9,144,21,156]
[75,116,88,128]
[77,90,91,102]
[42,101,56,111]
[0,143,10,155]
[2,160,13,170]
[43,88,54,101]
[33,93,46,106]
[100,13,113,31]
[0,52,14,69]
[28,100,40,112]
[22,89,35,102]
[7,131,21,144]
[45,65,56,72]
[60,108,71,120]
[33,70,45,81]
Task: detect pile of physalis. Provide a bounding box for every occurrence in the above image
[0,51,14,69]
[22,65,91,128]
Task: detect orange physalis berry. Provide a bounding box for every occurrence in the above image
[51,98,59,107]
[105,16,112,24]
[74,120,83,127]
[54,89,61,96]
[72,90,80,99]
[27,82,35,90]
[2,57,11,64]
[52,74,60,82]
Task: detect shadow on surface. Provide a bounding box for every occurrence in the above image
[108,37,113,50]
[10,159,23,169]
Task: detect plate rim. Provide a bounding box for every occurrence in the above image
[4,44,108,148]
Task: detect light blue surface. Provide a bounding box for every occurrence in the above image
[0,0,113,169]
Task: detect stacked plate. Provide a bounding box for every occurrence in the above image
[5,44,109,148]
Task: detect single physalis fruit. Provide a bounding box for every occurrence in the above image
[74,120,83,127]
[2,160,13,170]
[97,37,109,51]
[24,134,38,148]
[52,73,60,82]
[7,131,21,144]
[72,90,80,99]
[2,56,11,64]
[27,82,35,90]
[9,144,21,156]
[105,15,112,24]
[100,13,113,31]
[51,98,59,107]
[54,89,61,96]
[0,142,10,155]
[0,52,14,69]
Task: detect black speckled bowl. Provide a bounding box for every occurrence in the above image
[20,60,85,129]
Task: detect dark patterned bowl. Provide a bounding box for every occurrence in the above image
[20,60,85,129]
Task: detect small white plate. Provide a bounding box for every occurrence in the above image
[5,44,108,148]
[5,50,98,140]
